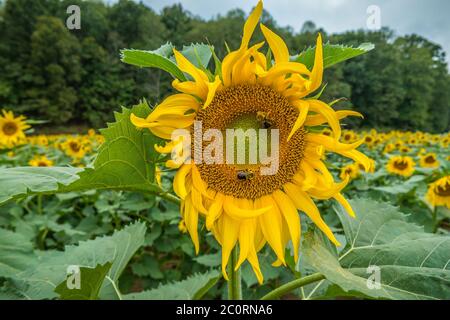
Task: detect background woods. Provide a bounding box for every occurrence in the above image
[0,0,449,132]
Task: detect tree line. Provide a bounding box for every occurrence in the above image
[0,0,449,132]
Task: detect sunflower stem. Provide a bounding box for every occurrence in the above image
[260,273,325,300]
[227,247,242,300]
[432,206,438,233]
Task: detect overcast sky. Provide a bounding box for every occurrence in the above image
[130,0,450,63]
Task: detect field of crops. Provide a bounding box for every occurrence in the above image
[0,110,449,300]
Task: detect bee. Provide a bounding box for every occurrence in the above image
[236,169,254,181]
[256,111,273,129]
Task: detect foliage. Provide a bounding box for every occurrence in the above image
[0,0,449,131]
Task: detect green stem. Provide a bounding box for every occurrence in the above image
[432,206,438,233]
[260,273,325,300]
[157,191,181,205]
[227,247,242,300]
[37,194,43,215]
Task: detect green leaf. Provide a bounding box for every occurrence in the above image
[0,228,38,278]
[121,43,187,81]
[54,262,112,300]
[180,43,212,70]
[193,252,221,267]
[303,198,450,300]
[0,101,164,206]
[7,221,146,300]
[123,270,220,300]
[294,43,375,70]
[0,167,82,205]
[373,175,425,194]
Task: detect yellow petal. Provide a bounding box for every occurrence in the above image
[236,219,256,270]
[260,23,289,64]
[223,196,271,219]
[221,214,240,280]
[173,164,191,199]
[334,193,356,218]
[284,183,340,246]
[308,33,323,93]
[240,0,263,50]
[206,193,224,230]
[288,100,309,141]
[256,196,285,265]
[184,195,200,254]
[272,190,301,262]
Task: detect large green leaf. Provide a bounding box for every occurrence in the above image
[180,43,212,70]
[0,101,163,206]
[121,43,187,81]
[373,175,426,194]
[303,198,450,300]
[7,221,146,300]
[0,167,82,205]
[294,43,374,70]
[123,270,220,300]
[0,228,38,278]
[54,262,112,300]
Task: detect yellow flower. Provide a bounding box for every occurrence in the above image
[363,135,375,147]
[155,166,162,187]
[0,110,30,148]
[178,219,188,233]
[61,137,87,159]
[340,163,360,180]
[400,146,411,153]
[130,1,371,283]
[419,153,439,169]
[383,143,395,154]
[426,176,450,209]
[341,130,357,143]
[29,155,54,167]
[88,129,96,137]
[386,155,415,177]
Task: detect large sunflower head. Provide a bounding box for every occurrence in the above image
[0,110,30,149]
[426,176,450,209]
[386,155,415,177]
[419,152,440,169]
[131,1,371,283]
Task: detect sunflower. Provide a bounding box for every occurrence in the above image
[61,137,87,159]
[426,176,450,209]
[386,155,415,177]
[419,153,440,169]
[383,143,395,154]
[130,1,371,283]
[341,130,357,143]
[363,135,375,147]
[0,110,30,148]
[340,163,360,180]
[29,155,54,167]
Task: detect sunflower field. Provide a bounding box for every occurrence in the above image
[0,0,449,302]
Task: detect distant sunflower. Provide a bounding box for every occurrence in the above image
[131,1,371,283]
[61,137,86,159]
[340,163,360,180]
[0,110,30,148]
[387,155,415,177]
[29,155,54,167]
[419,153,439,169]
[426,176,450,209]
